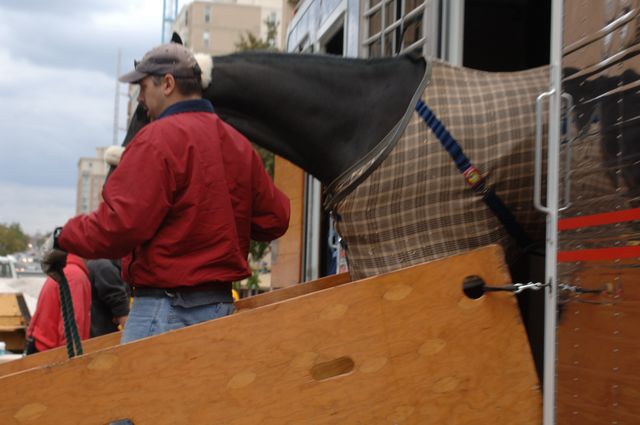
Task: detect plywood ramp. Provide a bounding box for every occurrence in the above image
[0,293,30,352]
[0,272,352,378]
[0,245,541,424]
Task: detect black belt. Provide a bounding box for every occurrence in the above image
[134,281,232,299]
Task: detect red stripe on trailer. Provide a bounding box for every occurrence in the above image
[558,208,640,231]
[557,246,640,262]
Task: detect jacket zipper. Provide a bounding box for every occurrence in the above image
[128,249,137,285]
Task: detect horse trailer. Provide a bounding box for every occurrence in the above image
[285,0,639,423]
[0,1,637,424]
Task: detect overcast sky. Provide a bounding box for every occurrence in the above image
[0,0,187,234]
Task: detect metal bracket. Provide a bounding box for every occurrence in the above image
[462,276,548,299]
[534,89,555,213]
[558,283,606,295]
[485,281,548,294]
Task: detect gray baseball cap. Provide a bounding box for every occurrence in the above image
[119,42,202,83]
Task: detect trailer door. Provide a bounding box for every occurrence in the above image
[541,1,640,424]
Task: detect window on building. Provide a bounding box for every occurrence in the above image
[185,10,189,25]
[324,26,344,55]
[266,13,278,47]
[362,0,427,57]
[81,174,90,213]
[204,6,211,23]
[295,34,314,53]
[203,31,210,48]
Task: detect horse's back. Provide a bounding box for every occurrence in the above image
[336,60,550,279]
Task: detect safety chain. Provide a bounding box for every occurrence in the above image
[513,282,548,294]
[488,282,606,295]
[464,277,607,298]
[484,281,548,294]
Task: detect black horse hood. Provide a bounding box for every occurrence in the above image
[206,52,429,208]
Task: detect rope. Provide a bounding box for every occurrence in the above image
[56,273,84,358]
[61,275,84,356]
[415,99,533,249]
[56,278,76,358]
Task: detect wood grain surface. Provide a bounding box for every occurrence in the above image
[0,272,352,378]
[0,245,540,424]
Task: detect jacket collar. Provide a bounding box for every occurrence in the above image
[157,99,215,120]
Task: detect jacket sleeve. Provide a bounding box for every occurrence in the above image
[89,260,130,318]
[250,151,291,242]
[57,132,174,259]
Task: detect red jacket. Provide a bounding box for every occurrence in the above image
[58,100,290,287]
[27,255,91,352]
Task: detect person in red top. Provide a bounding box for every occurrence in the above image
[26,254,91,353]
[40,41,290,343]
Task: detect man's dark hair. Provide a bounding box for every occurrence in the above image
[175,76,202,96]
[151,75,202,96]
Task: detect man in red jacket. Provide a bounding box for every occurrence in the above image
[41,41,290,343]
[26,254,91,353]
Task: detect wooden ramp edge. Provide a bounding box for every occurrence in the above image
[0,245,541,425]
[0,272,352,378]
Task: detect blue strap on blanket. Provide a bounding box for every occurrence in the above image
[415,99,533,249]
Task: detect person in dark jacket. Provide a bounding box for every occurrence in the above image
[87,259,130,337]
[40,40,290,343]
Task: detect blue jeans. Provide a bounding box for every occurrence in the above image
[121,294,235,344]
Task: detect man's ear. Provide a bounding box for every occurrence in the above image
[171,32,183,44]
[162,74,177,95]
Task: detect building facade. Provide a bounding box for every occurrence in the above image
[172,0,284,55]
[76,147,109,215]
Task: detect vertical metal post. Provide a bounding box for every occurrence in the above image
[543,1,564,424]
[423,0,439,58]
[440,0,464,65]
[162,0,167,43]
[162,0,179,43]
[437,0,446,59]
[379,0,385,56]
[301,174,321,282]
[112,49,122,146]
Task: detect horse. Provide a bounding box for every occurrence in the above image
[115,45,640,272]
[119,52,551,277]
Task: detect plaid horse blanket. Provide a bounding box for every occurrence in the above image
[335,60,551,279]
